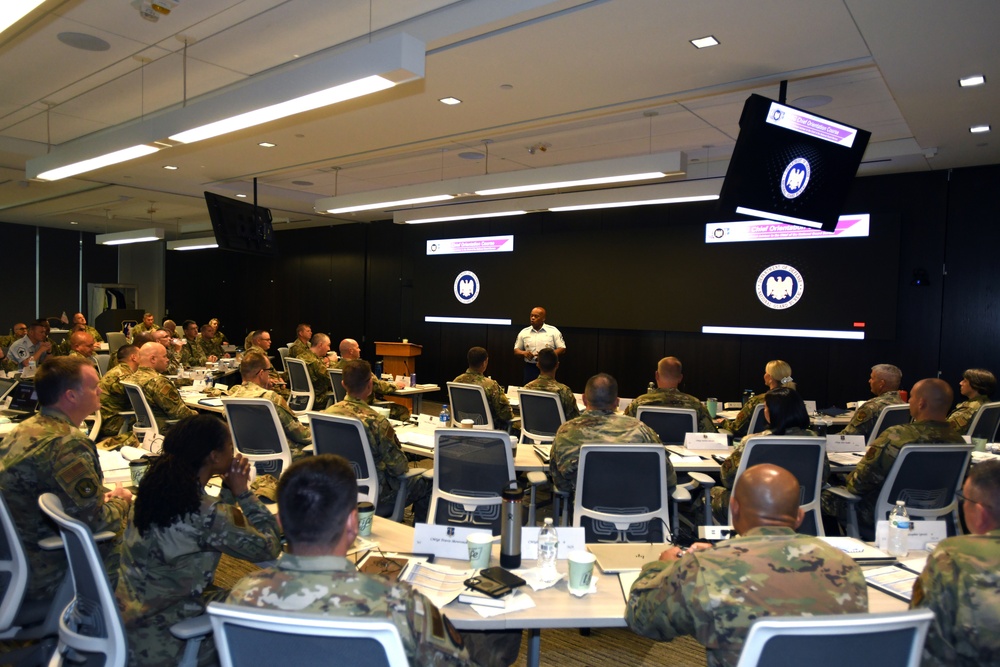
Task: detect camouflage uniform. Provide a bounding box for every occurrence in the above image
[710,427,823,522]
[524,375,580,420]
[226,381,312,455]
[822,420,964,529]
[298,348,333,408]
[911,530,1000,666]
[719,391,766,438]
[288,338,310,359]
[228,553,473,666]
[840,390,905,438]
[332,358,411,420]
[68,349,101,374]
[624,387,716,433]
[196,336,226,361]
[98,364,135,439]
[0,407,130,600]
[163,347,181,375]
[323,396,429,512]
[129,322,159,341]
[127,365,197,432]
[550,409,673,498]
[116,490,281,667]
[452,369,513,430]
[83,325,104,343]
[947,394,991,435]
[179,338,207,367]
[626,525,868,667]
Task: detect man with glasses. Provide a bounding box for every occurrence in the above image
[911,459,1000,665]
[227,351,311,457]
[8,320,52,369]
[0,322,28,372]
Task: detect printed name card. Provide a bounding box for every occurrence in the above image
[684,432,730,450]
[826,434,867,452]
[413,524,495,560]
[875,520,948,552]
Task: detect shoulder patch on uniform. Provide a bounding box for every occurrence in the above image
[75,478,97,498]
[56,460,89,487]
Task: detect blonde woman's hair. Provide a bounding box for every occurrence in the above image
[766,360,796,390]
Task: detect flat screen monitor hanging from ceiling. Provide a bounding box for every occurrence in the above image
[717,93,871,233]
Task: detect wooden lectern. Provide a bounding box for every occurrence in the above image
[375,341,422,413]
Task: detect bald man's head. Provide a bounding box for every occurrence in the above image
[655,357,683,388]
[909,378,953,421]
[731,464,803,533]
[69,331,96,355]
[339,338,360,360]
[138,341,168,373]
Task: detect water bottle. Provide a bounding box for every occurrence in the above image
[887,500,910,557]
[500,482,524,569]
[647,382,655,394]
[28,359,36,373]
[742,389,754,406]
[537,518,559,583]
[439,404,450,427]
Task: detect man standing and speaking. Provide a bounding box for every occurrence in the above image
[513,306,565,383]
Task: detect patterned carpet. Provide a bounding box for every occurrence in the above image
[215,554,707,666]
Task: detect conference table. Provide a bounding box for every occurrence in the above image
[366,516,907,667]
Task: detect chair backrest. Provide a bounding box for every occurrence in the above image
[430,429,514,534]
[573,444,670,543]
[84,410,102,442]
[222,398,293,479]
[283,358,315,413]
[635,406,698,445]
[276,347,290,372]
[207,602,408,667]
[96,354,111,376]
[868,403,912,445]
[0,492,28,632]
[308,413,379,510]
[446,383,493,429]
[874,444,973,531]
[736,609,934,667]
[329,369,347,404]
[730,437,827,536]
[967,401,1000,441]
[105,332,127,356]
[518,389,566,444]
[747,403,768,435]
[37,493,127,667]
[122,380,160,435]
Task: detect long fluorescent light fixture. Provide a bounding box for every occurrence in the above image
[27,33,425,181]
[393,177,720,223]
[1,0,46,35]
[96,227,165,246]
[702,325,864,340]
[319,152,686,216]
[167,236,219,251]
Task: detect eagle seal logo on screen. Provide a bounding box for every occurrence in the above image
[756,264,804,310]
[780,157,811,199]
[454,270,480,304]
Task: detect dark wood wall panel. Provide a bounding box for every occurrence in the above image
[0,222,39,328]
[38,227,80,320]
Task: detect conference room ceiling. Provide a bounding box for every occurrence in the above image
[0,0,996,237]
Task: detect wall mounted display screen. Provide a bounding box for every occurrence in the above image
[204,191,277,256]
[718,94,871,232]
[412,209,899,340]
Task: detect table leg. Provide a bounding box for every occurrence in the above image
[527,628,541,667]
[412,393,423,415]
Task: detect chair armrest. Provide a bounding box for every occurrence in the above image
[671,486,692,503]
[170,614,213,640]
[826,486,861,503]
[686,472,716,488]
[420,468,434,480]
[525,471,547,487]
[38,536,64,551]
[165,420,180,426]
[302,444,315,453]
[117,411,135,418]
[400,467,427,481]
[93,531,116,543]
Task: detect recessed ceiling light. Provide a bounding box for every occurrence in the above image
[959,74,986,87]
[235,193,247,198]
[790,95,833,109]
[458,151,485,160]
[57,31,110,51]
[970,124,991,134]
[690,35,719,49]
[291,180,314,186]
[163,165,178,170]
[258,142,276,148]
[439,97,462,105]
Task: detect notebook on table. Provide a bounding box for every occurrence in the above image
[588,542,671,573]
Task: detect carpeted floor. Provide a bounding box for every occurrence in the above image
[215,554,706,666]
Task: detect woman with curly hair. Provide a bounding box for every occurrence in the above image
[115,414,281,667]
[720,359,797,438]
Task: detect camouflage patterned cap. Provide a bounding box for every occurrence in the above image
[251,473,280,502]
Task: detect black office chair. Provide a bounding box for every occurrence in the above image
[729,436,827,535]
[446,382,493,429]
[867,403,912,445]
[746,404,768,435]
[329,368,347,404]
[283,358,315,413]
[221,398,293,479]
[967,401,1000,441]
[429,429,515,534]
[517,388,566,444]
[635,406,698,445]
